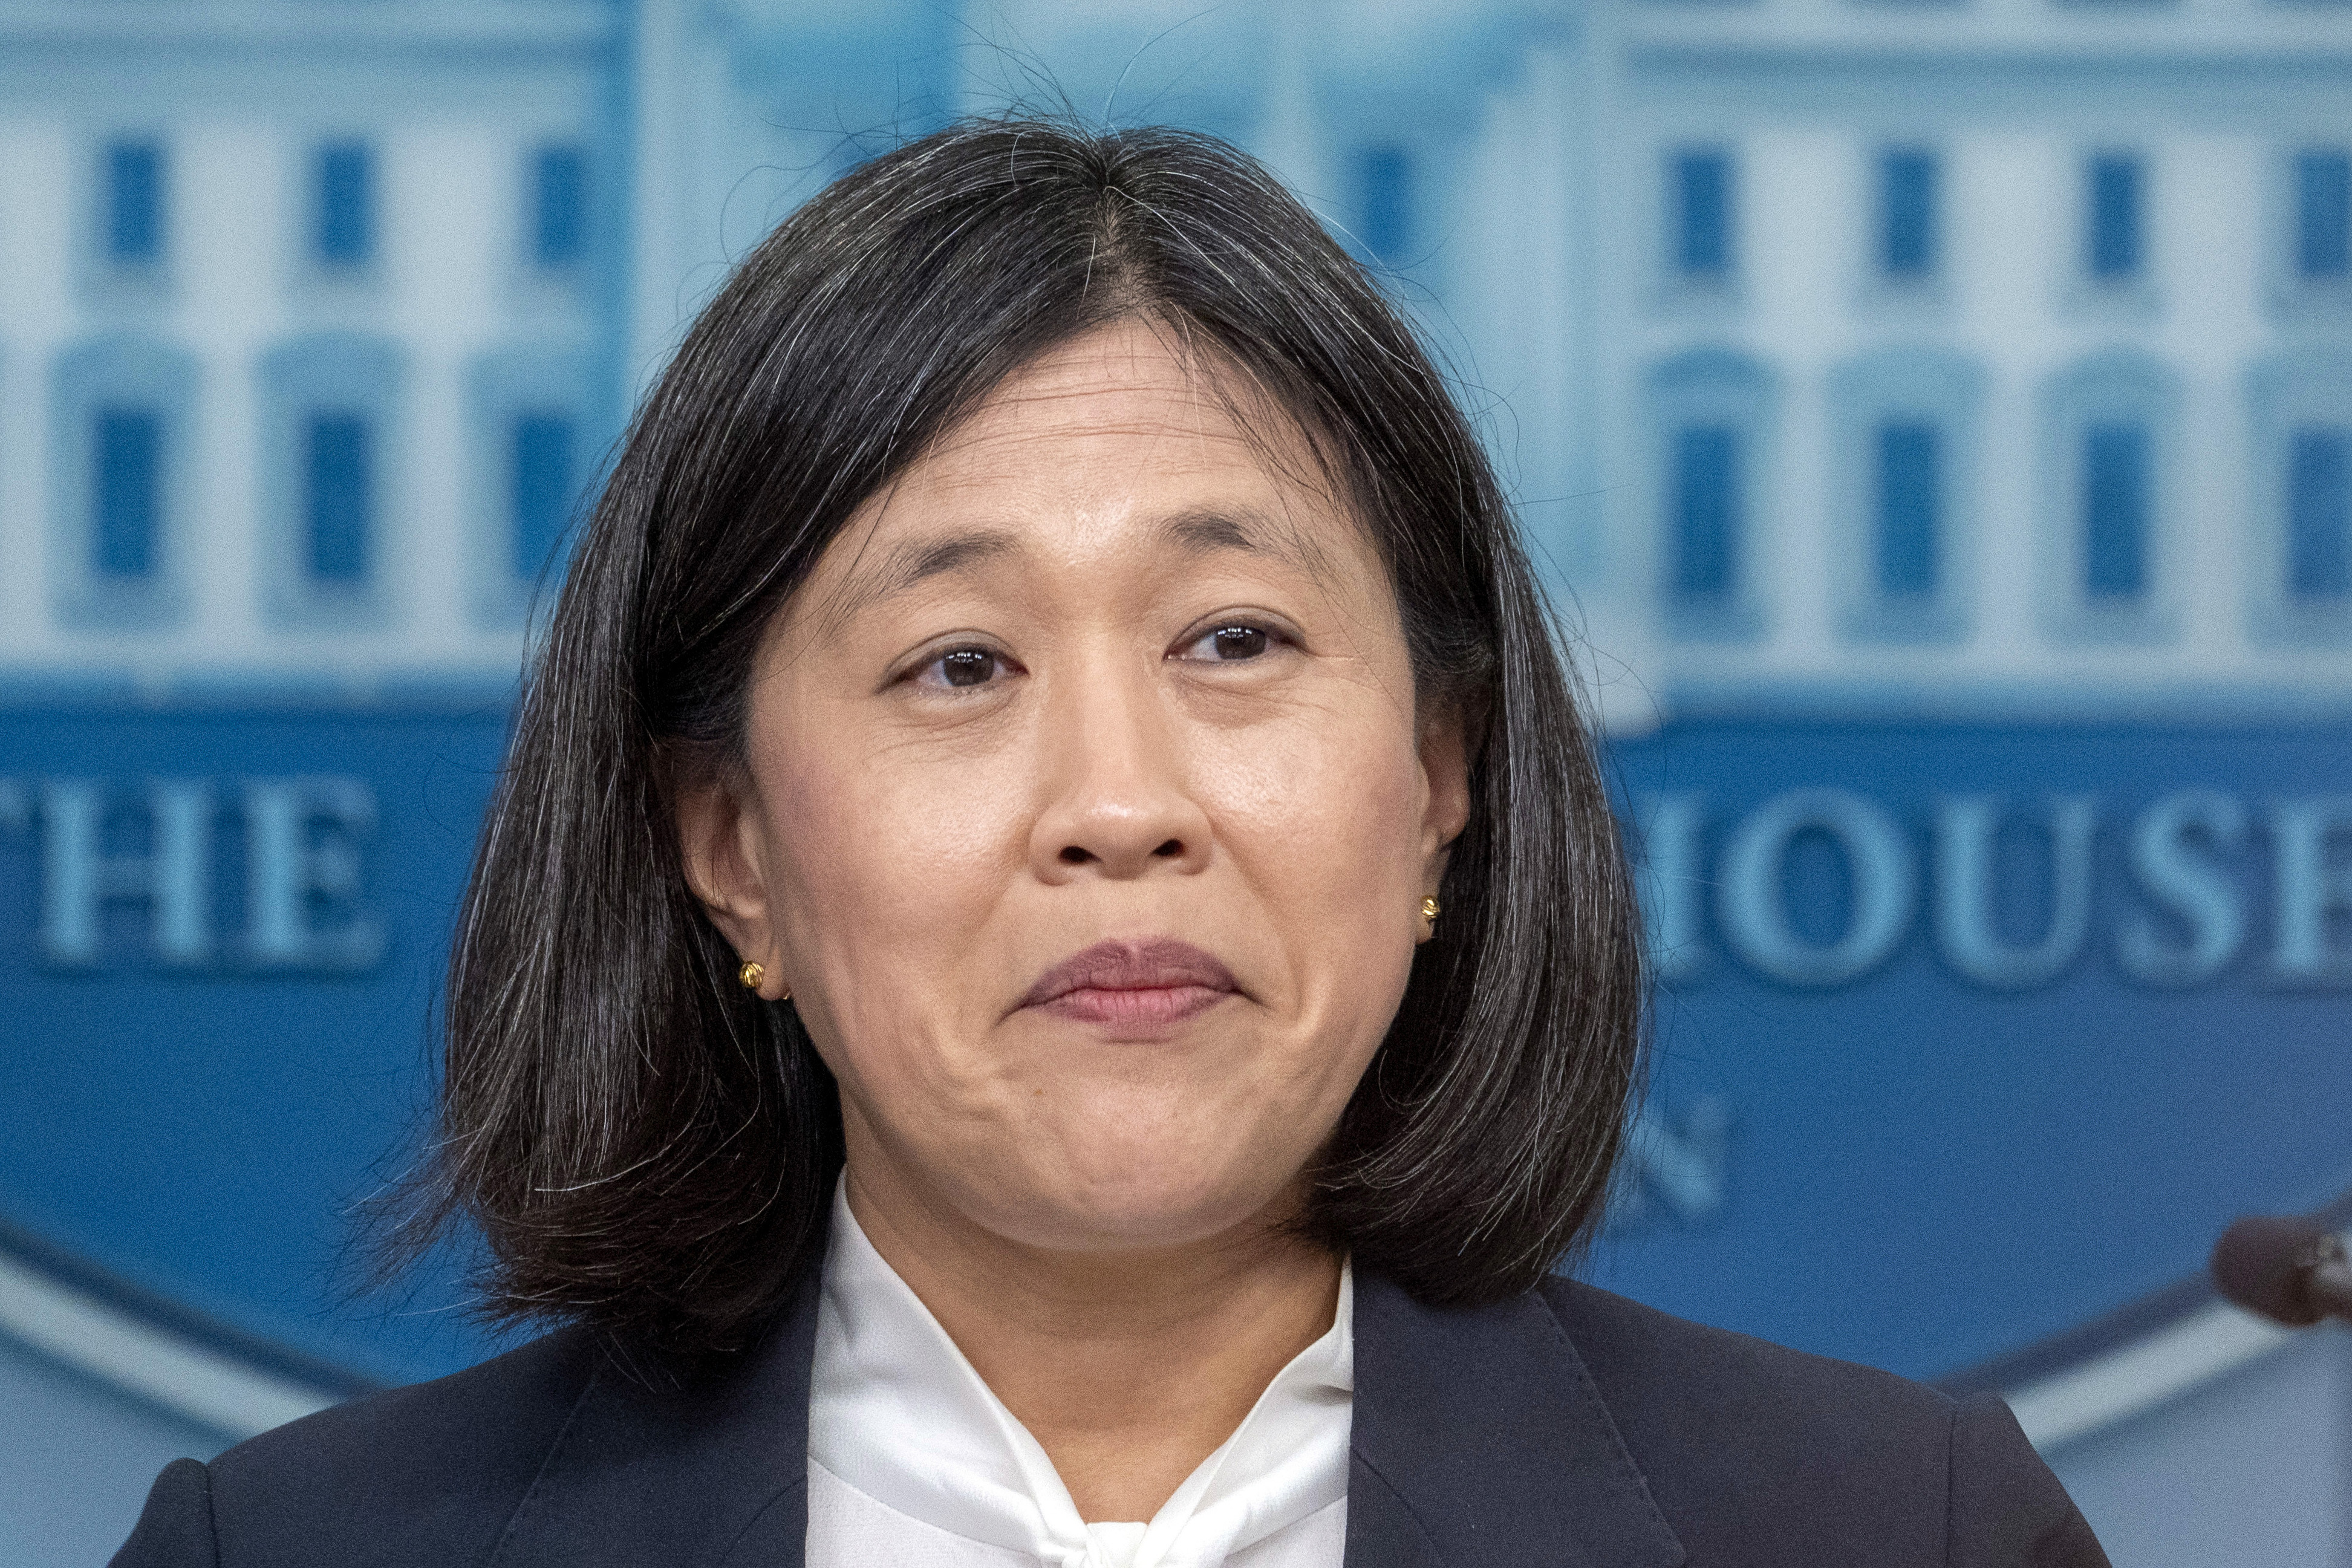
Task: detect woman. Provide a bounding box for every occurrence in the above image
[116,120,2105,1568]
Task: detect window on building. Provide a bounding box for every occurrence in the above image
[467,348,587,623]
[1877,148,1939,281]
[314,141,375,267]
[1831,350,1979,642]
[510,412,575,580]
[2087,154,2142,283]
[1649,350,1771,637]
[2288,426,2351,600]
[93,406,163,580]
[304,412,373,584]
[105,140,165,264]
[262,334,399,621]
[1357,144,1412,263]
[2081,421,2150,600]
[2041,355,2174,638]
[53,337,196,625]
[2295,149,2351,283]
[1875,421,1941,596]
[1670,426,1741,601]
[1671,150,1735,281]
[532,144,587,269]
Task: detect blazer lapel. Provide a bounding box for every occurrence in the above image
[1346,1272,1686,1568]
[484,1260,1684,1567]
[487,1268,822,1568]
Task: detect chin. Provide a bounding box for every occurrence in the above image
[991,1136,1303,1256]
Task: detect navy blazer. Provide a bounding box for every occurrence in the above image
[114,1272,2107,1567]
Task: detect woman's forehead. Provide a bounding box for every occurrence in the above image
[802,323,1369,605]
[919,320,1307,479]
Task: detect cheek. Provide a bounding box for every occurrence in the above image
[1197,703,1428,919]
[754,723,1028,1070]
[777,741,1010,920]
[1185,701,1430,1072]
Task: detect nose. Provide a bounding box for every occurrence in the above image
[1027,661,1213,884]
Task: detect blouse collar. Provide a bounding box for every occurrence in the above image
[807,1179,1354,1568]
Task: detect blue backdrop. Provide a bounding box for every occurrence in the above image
[0,702,510,1382]
[1594,717,2352,1379]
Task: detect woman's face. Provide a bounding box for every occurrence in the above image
[683,319,1470,1256]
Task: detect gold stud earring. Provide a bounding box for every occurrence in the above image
[738,961,764,991]
[1421,896,1442,925]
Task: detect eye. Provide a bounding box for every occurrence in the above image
[912,645,1008,690]
[1178,623,1274,662]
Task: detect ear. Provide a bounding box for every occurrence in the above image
[674,767,787,998]
[1416,709,1472,904]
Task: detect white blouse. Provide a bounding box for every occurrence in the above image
[806,1183,1353,1568]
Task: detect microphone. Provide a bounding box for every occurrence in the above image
[2211,1214,2352,1327]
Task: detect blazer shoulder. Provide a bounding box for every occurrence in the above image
[195,1325,600,1567]
[1539,1275,1956,1440]
[1538,1278,2106,1567]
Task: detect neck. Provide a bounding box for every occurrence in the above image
[840,1154,1343,1525]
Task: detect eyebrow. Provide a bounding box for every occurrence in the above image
[835,504,1329,618]
[895,530,1020,590]
[831,527,1021,619]
[1162,506,1335,582]
[1161,508,1258,555]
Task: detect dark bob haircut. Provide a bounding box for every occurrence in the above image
[408,117,1644,1356]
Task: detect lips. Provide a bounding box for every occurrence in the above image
[1017,937,1242,1030]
